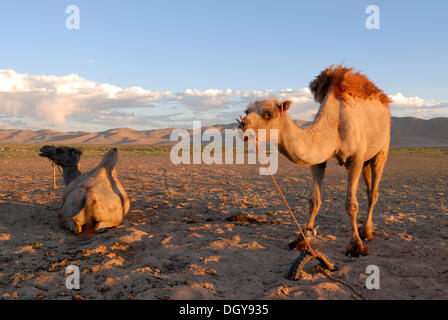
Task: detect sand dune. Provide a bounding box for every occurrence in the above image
[0,117,447,146]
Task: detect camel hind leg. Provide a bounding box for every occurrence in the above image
[344,157,369,257]
[362,161,372,197]
[358,161,372,240]
[359,150,388,241]
[94,221,120,234]
[84,191,122,234]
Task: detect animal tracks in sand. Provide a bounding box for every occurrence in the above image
[207,235,266,250]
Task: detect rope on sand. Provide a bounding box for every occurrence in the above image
[253,138,368,300]
[314,265,367,300]
[257,149,314,254]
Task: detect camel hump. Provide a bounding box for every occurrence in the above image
[83,147,118,182]
[309,64,391,107]
[98,148,118,170]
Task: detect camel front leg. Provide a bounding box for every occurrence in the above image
[306,162,326,230]
[345,158,370,257]
[64,207,87,235]
[289,162,326,250]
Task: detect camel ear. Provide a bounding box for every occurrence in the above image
[277,100,291,111]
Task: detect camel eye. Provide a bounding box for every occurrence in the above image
[264,111,274,119]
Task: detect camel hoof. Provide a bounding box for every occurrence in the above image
[288,229,316,250]
[288,238,308,251]
[345,239,370,257]
[65,220,82,235]
[358,226,373,241]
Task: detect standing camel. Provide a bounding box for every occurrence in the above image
[238,65,391,257]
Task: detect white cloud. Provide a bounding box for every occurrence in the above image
[0,69,446,130]
[388,92,448,119]
[174,88,235,111]
[0,69,171,124]
[389,92,425,107]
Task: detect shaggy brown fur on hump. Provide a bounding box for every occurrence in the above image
[309,65,391,107]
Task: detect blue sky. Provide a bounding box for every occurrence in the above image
[0,0,447,131]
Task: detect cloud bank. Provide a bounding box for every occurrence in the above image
[0,69,446,131]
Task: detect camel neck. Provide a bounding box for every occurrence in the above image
[278,93,340,166]
[62,165,82,186]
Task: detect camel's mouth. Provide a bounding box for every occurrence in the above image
[39,146,55,160]
[236,114,247,131]
[236,125,249,142]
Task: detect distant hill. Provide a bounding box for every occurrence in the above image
[390,117,448,147]
[0,117,447,147]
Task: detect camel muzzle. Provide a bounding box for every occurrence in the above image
[39,146,55,159]
[236,115,248,132]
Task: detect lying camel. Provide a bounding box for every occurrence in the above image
[39,146,130,234]
[238,65,390,257]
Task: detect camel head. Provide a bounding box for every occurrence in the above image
[39,145,82,167]
[238,98,291,141]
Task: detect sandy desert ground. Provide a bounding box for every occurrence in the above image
[0,148,447,300]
